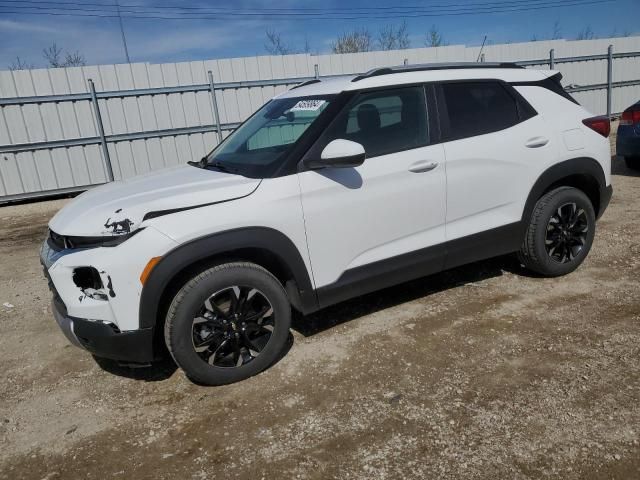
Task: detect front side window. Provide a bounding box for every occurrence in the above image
[313,86,429,159]
[440,82,520,140]
[206,95,334,177]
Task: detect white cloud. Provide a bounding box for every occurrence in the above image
[0,19,60,34]
[129,25,247,60]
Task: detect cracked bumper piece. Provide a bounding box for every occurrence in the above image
[51,299,155,363]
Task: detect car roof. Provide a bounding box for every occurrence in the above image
[276,64,553,99]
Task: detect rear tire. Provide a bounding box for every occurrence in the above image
[624,156,640,170]
[518,186,595,277]
[164,262,291,386]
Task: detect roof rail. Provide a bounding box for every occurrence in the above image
[290,79,321,90]
[351,62,523,82]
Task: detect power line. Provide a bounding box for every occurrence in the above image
[114,0,130,63]
[0,0,614,20]
[0,0,598,11]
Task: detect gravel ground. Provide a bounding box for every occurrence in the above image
[1,132,639,479]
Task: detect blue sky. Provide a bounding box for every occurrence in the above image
[0,0,637,69]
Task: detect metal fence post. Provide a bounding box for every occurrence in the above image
[606,45,613,118]
[207,71,224,143]
[88,79,114,182]
[549,48,555,69]
[314,64,319,79]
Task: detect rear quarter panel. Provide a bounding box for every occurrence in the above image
[514,85,611,186]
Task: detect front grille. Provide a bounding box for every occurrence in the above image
[47,228,140,250]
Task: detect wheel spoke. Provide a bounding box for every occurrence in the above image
[244,305,272,323]
[204,297,228,319]
[569,208,584,227]
[240,332,263,356]
[232,338,243,367]
[194,334,220,353]
[207,338,230,365]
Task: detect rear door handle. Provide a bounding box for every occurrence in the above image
[525,136,549,148]
[409,161,439,173]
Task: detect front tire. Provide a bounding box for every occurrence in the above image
[164,262,291,385]
[518,186,596,277]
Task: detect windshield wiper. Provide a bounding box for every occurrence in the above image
[188,156,238,174]
[188,157,207,169]
[207,161,238,174]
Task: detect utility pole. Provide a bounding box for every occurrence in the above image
[115,0,131,63]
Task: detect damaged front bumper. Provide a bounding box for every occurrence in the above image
[40,225,178,362]
[51,298,155,363]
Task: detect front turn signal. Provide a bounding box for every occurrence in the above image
[140,256,162,285]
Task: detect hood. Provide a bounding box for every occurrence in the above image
[49,165,261,237]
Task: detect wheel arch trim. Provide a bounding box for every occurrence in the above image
[522,156,607,226]
[138,227,317,329]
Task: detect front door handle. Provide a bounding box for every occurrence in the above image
[525,136,549,148]
[409,161,439,173]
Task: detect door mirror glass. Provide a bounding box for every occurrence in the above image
[306,139,366,169]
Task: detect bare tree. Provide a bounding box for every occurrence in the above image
[551,21,562,40]
[610,28,632,38]
[302,36,312,54]
[576,25,596,40]
[64,51,86,67]
[43,42,64,68]
[264,29,291,55]
[425,25,446,47]
[377,21,410,50]
[41,42,86,68]
[331,28,372,54]
[264,29,314,55]
[8,56,35,71]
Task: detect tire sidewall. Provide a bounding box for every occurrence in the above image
[166,264,291,385]
[531,188,596,276]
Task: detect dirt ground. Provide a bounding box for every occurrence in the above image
[1,132,639,479]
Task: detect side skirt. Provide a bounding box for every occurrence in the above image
[315,222,523,310]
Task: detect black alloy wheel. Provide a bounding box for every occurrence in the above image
[544,202,589,264]
[165,262,291,385]
[192,286,275,367]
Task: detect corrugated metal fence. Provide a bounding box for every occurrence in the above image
[1,36,639,202]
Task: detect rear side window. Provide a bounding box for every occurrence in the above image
[440,82,520,141]
[313,86,429,159]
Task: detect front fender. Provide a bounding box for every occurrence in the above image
[138,227,317,329]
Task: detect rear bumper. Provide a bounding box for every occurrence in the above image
[616,134,640,158]
[51,300,155,364]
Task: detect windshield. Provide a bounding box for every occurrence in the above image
[205,95,335,178]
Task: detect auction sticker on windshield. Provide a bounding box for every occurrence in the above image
[290,99,326,111]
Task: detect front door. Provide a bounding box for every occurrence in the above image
[297,85,447,306]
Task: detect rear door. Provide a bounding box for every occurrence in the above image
[298,85,447,304]
[436,80,555,245]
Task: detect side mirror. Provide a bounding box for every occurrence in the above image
[306,139,366,169]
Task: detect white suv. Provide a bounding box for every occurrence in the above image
[42,63,613,385]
